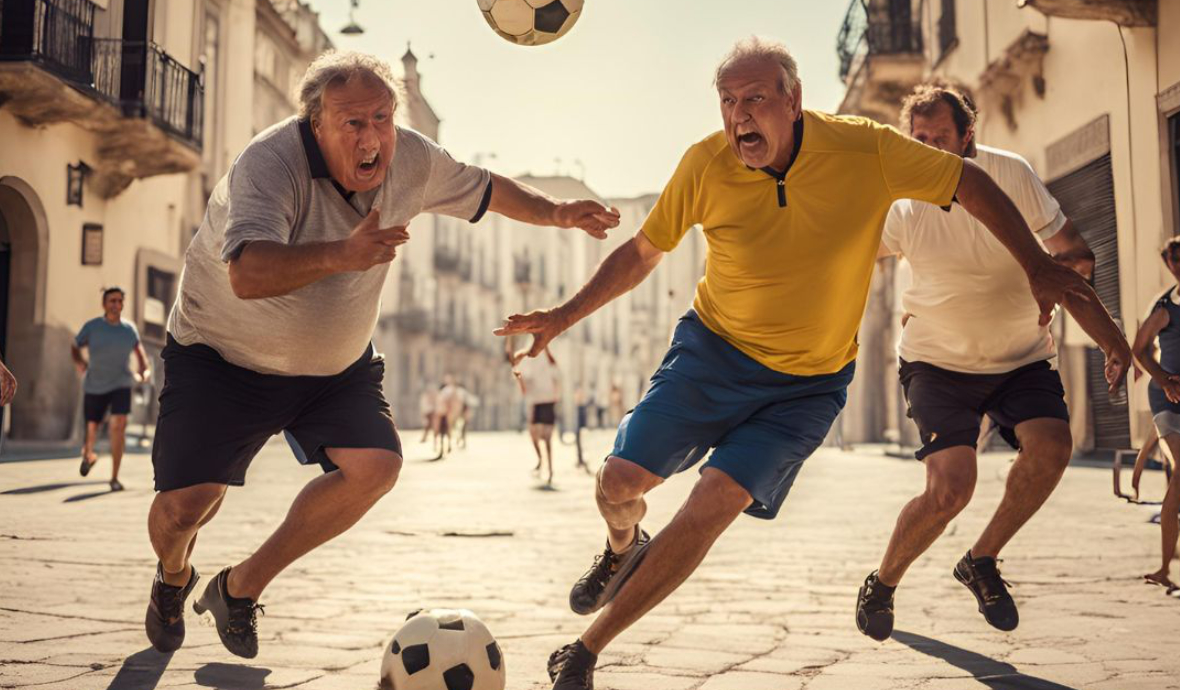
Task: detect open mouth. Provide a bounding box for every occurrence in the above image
[357,151,380,175]
[738,132,764,147]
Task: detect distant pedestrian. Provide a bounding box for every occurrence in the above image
[573,384,592,473]
[607,383,624,427]
[71,287,150,492]
[1130,236,1180,592]
[419,385,437,444]
[514,347,560,487]
[434,375,459,459]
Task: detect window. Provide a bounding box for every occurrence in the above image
[938,0,957,59]
[201,5,222,179]
[144,266,176,343]
[1171,112,1180,233]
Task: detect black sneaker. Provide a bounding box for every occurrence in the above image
[548,639,597,689]
[568,527,651,615]
[79,455,93,477]
[193,567,264,658]
[855,571,895,641]
[145,562,199,653]
[954,551,1018,631]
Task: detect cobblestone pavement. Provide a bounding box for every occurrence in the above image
[0,430,1176,690]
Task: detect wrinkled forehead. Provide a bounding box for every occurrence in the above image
[717,57,785,92]
[320,77,394,117]
[909,102,958,131]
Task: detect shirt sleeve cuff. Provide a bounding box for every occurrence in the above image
[469,179,493,224]
[1035,210,1068,241]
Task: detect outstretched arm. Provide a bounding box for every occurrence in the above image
[496,231,665,356]
[956,160,1131,394]
[1043,218,1096,279]
[487,174,620,239]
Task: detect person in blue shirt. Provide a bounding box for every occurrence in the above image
[71,287,150,491]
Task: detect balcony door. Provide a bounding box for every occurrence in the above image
[119,0,149,112]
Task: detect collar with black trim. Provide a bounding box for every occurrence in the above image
[749,116,805,209]
[298,118,358,201]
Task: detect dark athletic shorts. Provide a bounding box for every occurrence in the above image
[152,335,401,491]
[84,387,131,422]
[900,358,1070,461]
[612,310,853,520]
[531,402,556,425]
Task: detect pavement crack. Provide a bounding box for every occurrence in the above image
[0,606,135,625]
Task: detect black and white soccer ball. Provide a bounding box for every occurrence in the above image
[476,0,584,47]
[380,609,506,690]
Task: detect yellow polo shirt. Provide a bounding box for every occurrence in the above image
[642,110,964,376]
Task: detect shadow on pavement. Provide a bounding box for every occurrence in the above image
[105,647,172,690]
[893,631,1079,690]
[193,663,272,689]
[64,488,116,503]
[1,480,105,495]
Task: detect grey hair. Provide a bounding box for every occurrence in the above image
[714,36,801,94]
[297,50,401,122]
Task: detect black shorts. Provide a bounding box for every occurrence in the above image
[900,359,1070,461]
[152,335,401,492]
[84,388,131,422]
[531,402,556,426]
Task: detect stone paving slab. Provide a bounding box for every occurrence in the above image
[0,431,1177,689]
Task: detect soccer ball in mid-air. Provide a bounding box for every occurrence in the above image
[380,609,506,690]
[477,0,584,46]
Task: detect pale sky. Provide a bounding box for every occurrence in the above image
[303,0,850,199]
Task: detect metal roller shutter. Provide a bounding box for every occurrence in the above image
[1047,154,1130,450]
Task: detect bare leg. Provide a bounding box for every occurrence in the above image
[542,430,554,485]
[227,448,401,600]
[597,457,664,553]
[972,418,1072,558]
[149,483,229,586]
[529,425,543,472]
[1147,435,1180,588]
[109,415,127,482]
[877,446,977,586]
[581,468,752,653]
[83,421,99,464]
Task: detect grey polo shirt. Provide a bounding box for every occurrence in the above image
[168,117,491,376]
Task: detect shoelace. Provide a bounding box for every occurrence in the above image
[158,582,187,622]
[226,602,265,636]
[549,643,591,682]
[581,550,619,590]
[968,560,1013,603]
[861,576,893,610]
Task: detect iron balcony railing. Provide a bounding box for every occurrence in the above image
[0,0,96,82]
[0,0,203,149]
[836,0,924,80]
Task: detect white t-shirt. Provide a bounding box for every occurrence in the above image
[518,356,560,406]
[882,145,1067,374]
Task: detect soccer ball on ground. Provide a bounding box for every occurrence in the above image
[380,609,506,690]
[477,0,584,47]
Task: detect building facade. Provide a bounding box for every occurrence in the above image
[836,0,1180,455]
[0,0,331,447]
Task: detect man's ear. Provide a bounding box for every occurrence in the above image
[791,81,803,120]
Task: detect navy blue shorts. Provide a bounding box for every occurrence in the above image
[611,311,853,520]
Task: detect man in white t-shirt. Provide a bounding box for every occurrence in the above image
[857,83,1131,641]
[434,376,459,459]
[514,347,561,486]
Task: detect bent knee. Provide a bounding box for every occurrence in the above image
[1023,433,1073,470]
[155,484,225,530]
[598,457,659,504]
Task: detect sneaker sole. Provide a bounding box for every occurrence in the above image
[192,583,258,659]
[953,565,1018,632]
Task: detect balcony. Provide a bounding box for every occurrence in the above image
[513,255,532,285]
[433,245,460,273]
[836,0,925,125]
[1016,0,1155,26]
[392,307,430,334]
[0,0,203,197]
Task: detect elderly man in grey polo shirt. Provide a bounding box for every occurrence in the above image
[144,51,619,659]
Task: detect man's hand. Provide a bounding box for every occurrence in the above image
[1160,374,1180,404]
[136,367,152,384]
[1102,342,1133,397]
[1028,259,1092,326]
[335,208,409,272]
[495,309,568,358]
[75,360,87,376]
[0,360,16,406]
[552,200,620,240]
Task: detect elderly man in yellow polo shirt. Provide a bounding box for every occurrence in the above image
[496,37,1131,690]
